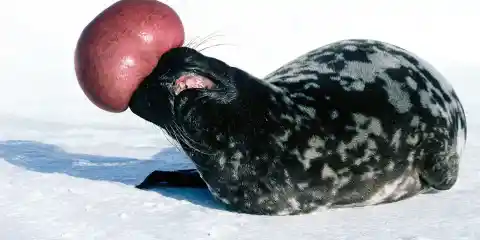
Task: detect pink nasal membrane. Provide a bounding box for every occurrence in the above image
[174,75,214,94]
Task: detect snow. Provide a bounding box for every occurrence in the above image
[1,0,479,239]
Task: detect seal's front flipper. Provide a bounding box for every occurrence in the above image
[136,169,207,189]
[419,137,460,191]
[420,152,459,191]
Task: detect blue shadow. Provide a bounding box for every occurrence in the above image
[0,140,223,210]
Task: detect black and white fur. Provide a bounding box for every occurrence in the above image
[129,39,467,215]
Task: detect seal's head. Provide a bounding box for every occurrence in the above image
[128,47,271,148]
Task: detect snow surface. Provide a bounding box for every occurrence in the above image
[1,0,479,239]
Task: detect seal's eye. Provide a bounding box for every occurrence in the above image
[174,74,215,95]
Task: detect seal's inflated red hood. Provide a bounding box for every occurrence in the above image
[74,0,184,113]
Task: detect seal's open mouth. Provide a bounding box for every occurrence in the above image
[174,74,215,95]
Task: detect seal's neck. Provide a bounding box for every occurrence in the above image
[219,68,290,132]
[168,67,287,152]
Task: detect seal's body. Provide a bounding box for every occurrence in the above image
[131,39,467,215]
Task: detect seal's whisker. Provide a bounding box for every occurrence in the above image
[162,126,185,154]
[171,121,200,151]
[184,35,202,48]
[170,121,212,155]
[167,124,192,151]
[197,43,236,53]
[191,31,225,50]
[195,31,223,47]
[171,121,204,150]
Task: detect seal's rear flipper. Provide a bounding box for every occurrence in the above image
[136,169,208,189]
[420,153,459,191]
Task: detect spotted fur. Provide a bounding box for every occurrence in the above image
[130,39,467,215]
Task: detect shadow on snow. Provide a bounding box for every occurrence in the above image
[0,139,224,211]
